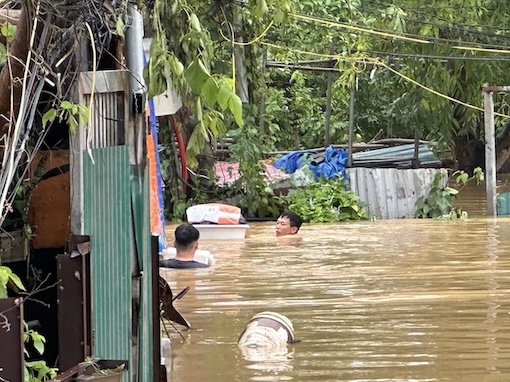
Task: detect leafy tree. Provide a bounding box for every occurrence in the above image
[363,0,510,171]
[145,0,296,218]
[146,0,510,220]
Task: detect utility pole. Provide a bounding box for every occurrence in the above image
[483,87,497,216]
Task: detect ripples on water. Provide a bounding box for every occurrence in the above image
[162,188,510,381]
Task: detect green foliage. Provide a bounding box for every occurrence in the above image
[0,21,16,65]
[0,267,57,381]
[24,323,47,356]
[149,0,510,220]
[24,325,58,382]
[145,0,252,166]
[229,105,281,218]
[0,265,26,297]
[24,360,57,382]
[415,172,457,219]
[0,43,5,65]
[77,358,126,377]
[263,69,327,150]
[280,177,368,223]
[42,101,89,133]
[0,21,16,42]
[365,1,510,152]
[415,168,484,219]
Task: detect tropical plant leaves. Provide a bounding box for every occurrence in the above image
[201,77,218,107]
[184,58,210,95]
[228,94,244,127]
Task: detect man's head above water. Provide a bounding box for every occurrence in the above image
[174,223,200,252]
[275,210,303,236]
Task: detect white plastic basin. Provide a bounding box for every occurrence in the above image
[193,224,249,240]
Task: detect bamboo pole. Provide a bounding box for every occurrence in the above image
[259,47,267,135]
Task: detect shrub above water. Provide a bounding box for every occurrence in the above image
[280,177,368,223]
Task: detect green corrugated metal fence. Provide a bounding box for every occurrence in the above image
[84,147,132,380]
[83,146,154,381]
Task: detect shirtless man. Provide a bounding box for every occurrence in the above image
[275,210,303,236]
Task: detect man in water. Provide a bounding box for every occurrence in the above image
[275,210,303,236]
[160,223,209,268]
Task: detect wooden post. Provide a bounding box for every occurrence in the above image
[484,89,496,216]
[412,130,420,169]
[347,78,356,167]
[324,72,333,147]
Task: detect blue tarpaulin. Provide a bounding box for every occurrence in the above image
[274,146,348,180]
[274,151,307,174]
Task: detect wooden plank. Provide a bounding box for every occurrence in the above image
[79,70,129,94]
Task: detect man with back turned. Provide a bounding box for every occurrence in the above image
[160,223,209,269]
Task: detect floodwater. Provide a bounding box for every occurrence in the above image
[161,181,510,382]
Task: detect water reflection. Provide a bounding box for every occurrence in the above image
[239,345,294,375]
[162,200,510,381]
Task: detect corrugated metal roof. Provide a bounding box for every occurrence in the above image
[352,143,442,168]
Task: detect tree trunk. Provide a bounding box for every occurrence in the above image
[0,6,29,135]
[453,135,485,174]
[456,120,510,174]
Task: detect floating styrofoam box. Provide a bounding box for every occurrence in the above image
[160,247,215,266]
[193,224,249,240]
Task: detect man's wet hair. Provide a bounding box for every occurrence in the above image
[175,223,200,249]
[280,210,303,231]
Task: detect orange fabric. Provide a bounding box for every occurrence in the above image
[147,130,163,237]
[213,203,242,224]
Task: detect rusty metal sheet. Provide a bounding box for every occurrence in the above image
[0,297,24,381]
[57,234,92,372]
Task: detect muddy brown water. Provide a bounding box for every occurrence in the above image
[161,180,510,381]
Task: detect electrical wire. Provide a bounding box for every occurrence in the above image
[358,49,510,62]
[361,0,510,33]
[355,7,510,44]
[214,10,510,119]
[261,41,510,119]
[291,13,510,54]
[219,20,274,46]
[292,13,430,44]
